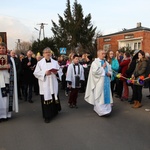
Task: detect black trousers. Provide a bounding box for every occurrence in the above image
[116,79,123,98]
[24,83,33,100]
[111,80,116,96]
[133,85,143,102]
[34,78,39,94]
[40,95,61,120]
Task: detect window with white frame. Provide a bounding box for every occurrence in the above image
[138,42,141,50]
[103,44,111,51]
[134,43,137,49]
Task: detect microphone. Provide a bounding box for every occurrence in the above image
[103,58,106,62]
[28,57,31,62]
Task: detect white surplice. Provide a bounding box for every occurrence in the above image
[0,70,11,118]
[84,58,113,116]
[0,57,18,119]
[66,63,85,88]
[33,58,60,101]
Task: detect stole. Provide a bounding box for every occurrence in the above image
[9,62,14,112]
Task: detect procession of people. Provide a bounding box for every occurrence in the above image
[1,41,150,123]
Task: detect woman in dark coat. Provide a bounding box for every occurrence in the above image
[132,51,147,108]
[126,50,142,104]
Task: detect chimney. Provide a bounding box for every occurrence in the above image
[137,22,141,28]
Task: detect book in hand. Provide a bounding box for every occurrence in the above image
[49,68,58,73]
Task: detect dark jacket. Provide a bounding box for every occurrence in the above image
[133,59,147,79]
[144,57,150,78]
[8,56,21,82]
[14,57,21,81]
[126,50,142,78]
[22,57,37,83]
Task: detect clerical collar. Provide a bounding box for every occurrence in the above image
[45,59,51,63]
[74,63,79,66]
[98,58,104,61]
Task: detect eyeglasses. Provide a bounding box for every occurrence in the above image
[44,52,51,54]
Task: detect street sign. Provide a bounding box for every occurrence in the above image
[60,47,67,54]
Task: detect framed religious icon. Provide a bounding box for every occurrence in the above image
[0,55,8,70]
[0,32,7,45]
[0,32,7,70]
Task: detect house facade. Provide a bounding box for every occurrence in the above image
[97,23,150,53]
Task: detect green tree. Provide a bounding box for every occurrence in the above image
[32,37,58,56]
[51,0,97,55]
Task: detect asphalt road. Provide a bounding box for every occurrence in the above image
[0,87,150,150]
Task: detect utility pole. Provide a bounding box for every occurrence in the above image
[36,23,48,40]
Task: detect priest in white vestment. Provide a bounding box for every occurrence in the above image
[33,47,61,123]
[85,50,113,116]
[0,43,18,121]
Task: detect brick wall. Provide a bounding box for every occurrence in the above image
[97,30,150,53]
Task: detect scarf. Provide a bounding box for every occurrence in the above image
[9,58,14,111]
[101,60,111,104]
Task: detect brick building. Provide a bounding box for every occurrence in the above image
[97,23,150,53]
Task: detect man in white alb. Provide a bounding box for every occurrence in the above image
[85,50,113,116]
[34,47,61,123]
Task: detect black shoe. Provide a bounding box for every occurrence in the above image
[146,95,150,97]
[69,104,73,108]
[72,105,78,109]
[0,118,9,122]
[79,90,85,93]
[130,101,134,104]
[19,97,22,100]
[44,119,50,123]
[29,100,33,103]
[115,95,121,98]
[55,100,59,104]
[128,99,133,103]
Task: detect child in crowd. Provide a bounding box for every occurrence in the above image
[66,54,85,108]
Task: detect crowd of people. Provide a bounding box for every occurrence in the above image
[0,41,150,123]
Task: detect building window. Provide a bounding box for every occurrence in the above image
[104,38,111,42]
[138,42,141,50]
[125,43,132,50]
[124,34,134,39]
[134,42,141,50]
[103,44,111,51]
[134,43,137,50]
